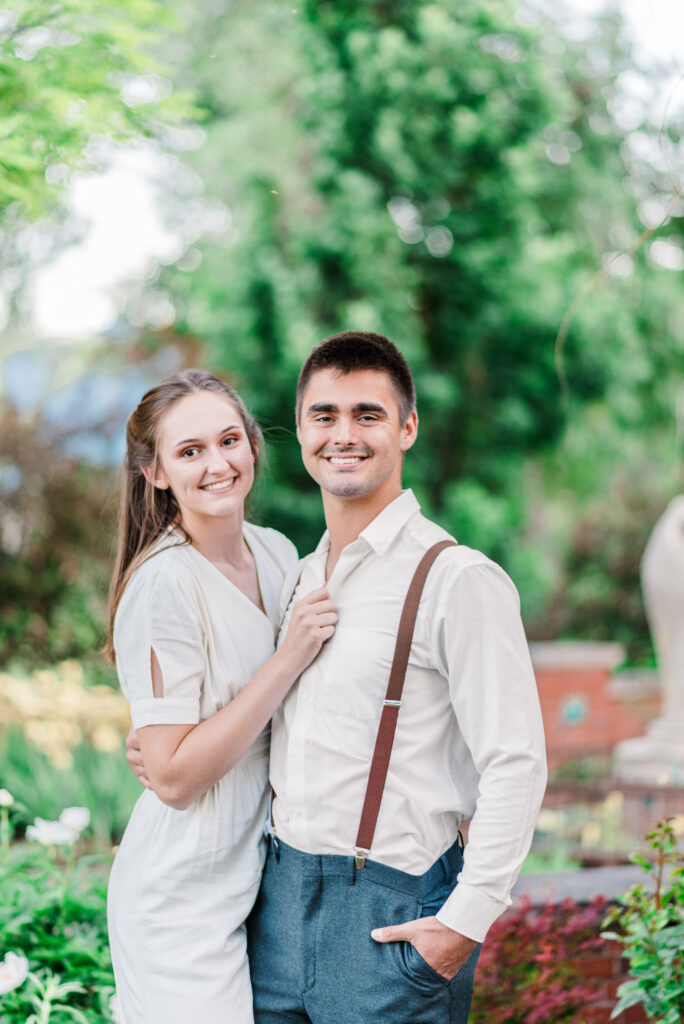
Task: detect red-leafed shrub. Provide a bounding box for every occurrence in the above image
[470,896,609,1024]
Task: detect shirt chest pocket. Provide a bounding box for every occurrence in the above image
[314,627,397,721]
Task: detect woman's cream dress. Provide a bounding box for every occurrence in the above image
[107,524,297,1024]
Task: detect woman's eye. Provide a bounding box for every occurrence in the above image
[181,447,199,458]
[221,436,237,446]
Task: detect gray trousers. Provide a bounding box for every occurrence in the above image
[247,836,481,1024]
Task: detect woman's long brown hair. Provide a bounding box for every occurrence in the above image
[105,369,262,664]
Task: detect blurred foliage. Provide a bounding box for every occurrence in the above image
[0,0,198,223]
[0,660,130,767]
[0,729,139,845]
[0,807,117,1022]
[0,402,118,667]
[525,457,677,662]
[471,895,609,1023]
[0,659,136,843]
[150,0,683,658]
[602,819,684,1023]
[1,0,684,666]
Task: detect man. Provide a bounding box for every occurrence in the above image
[129,331,547,1024]
[248,331,546,1024]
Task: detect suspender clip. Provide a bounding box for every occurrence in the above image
[383,699,401,708]
[354,846,370,870]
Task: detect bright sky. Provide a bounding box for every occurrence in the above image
[20,0,684,341]
[28,149,184,338]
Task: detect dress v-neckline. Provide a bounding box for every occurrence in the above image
[184,528,271,625]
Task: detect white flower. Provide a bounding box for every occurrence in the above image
[109,991,123,1023]
[59,806,90,834]
[0,789,14,808]
[25,807,91,846]
[0,951,29,994]
[26,817,77,846]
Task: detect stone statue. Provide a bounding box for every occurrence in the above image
[614,495,684,784]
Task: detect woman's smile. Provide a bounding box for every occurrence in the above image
[200,477,238,492]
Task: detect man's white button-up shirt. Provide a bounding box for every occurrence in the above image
[270,489,547,943]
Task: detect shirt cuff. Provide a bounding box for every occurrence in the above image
[435,880,511,943]
[131,698,200,729]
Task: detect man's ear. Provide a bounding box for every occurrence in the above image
[400,411,418,453]
[142,464,169,490]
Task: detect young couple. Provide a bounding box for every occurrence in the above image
[106,331,547,1024]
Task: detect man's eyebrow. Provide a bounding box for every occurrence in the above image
[353,402,387,415]
[306,403,338,416]
[173,425,241,446]
[305,402,388,416]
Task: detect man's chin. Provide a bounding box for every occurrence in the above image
[321,478,376,499]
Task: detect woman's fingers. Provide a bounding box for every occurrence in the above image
[282,585,339,666]
[311,600,336,615]
[314,612,338,627]
[299,586,336,613]
[125,726,152,788]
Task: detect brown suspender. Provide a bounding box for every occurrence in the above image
[353,539,457,868]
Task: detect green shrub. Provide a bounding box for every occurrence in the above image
[470,895,607,1023]
[0,794,116,1023]
[602,819,684,1023]
[1,729,140,847]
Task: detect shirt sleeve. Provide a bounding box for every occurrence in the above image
[114,568,205,729]
[431,560,547,943]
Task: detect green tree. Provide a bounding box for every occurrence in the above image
[4,0,682,666]
[158,1,681,567]
[0,0,194,221]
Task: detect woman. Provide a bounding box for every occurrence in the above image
[106,369,335,1024]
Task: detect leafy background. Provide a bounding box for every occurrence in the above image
[2,0,683,679]
[0,3,683,1020]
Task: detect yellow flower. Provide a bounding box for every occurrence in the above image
[57,660,85,684]
[581,822,601,847]
[671,815,684,837]
[603,790,625,812]
[1,662,131,760]
[52,748,75,770]
[33,669,59,690]
[535,809,562,832]
[91,724,123,753]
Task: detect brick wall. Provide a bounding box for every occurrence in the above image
[582,939,648,1024]
[529,642,660,770]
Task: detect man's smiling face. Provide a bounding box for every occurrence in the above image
[296,368,417,501]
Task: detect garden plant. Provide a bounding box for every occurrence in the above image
[469,894,609,1023]
[0,789,118,1023]
[602,818,684,1024]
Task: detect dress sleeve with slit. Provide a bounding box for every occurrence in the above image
[113,559,205,729]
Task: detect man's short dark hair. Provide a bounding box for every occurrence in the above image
[296,331,416,424]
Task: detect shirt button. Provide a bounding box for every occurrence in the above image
[302,692,311,702]
[291,749,301,760]
[294,809,302,818]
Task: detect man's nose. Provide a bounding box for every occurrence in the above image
[332,416,358,446]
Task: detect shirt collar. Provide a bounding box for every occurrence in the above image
[311,489,421,559]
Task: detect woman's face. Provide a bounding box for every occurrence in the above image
[146,391,256,527]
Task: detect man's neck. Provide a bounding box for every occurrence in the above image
[323,484,403,578]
